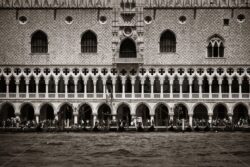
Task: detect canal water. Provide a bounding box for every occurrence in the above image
[0,132,250,167]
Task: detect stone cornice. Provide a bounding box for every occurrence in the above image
[0,0,249,9]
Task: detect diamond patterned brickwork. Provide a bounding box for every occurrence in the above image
[0,8,249,66]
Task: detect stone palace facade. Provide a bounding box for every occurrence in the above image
[0,0,249,128]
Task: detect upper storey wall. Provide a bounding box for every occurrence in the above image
[0,7,249,66]
[143,9,250,65]
[0,9,113,65]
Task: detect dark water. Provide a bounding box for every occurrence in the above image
[0,133,250,167]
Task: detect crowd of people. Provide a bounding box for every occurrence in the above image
[0,117,250,131]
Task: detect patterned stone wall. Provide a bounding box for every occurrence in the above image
[0,7,249,66]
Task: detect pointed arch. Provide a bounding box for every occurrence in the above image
[119,38,137,58]
[81,30,97,53]
[160,30,176,53]
[31,30,48,53]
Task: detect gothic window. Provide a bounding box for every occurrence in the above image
[120,38,136,58]
[81,31,97,53]
[207,35,224,58]
[31,30,48,53]
[160,30,176,53]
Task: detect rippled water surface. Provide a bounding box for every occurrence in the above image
[0,132,250,167]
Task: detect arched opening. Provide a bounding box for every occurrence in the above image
[202,77,209,93]
[125,77,132,93]
[117,104,131,126]
[67,76,75,93]
[192,77,199,93]
[242,77,249,93]
[163,76,170,93]
[39,76,46,93]
[87,77,94,93]
[160,30,176,53]
[233,104,248,125]
[154,104,169,126]
[81,30,97,53]
[20,103,35,122]
[0,76,6,93]
[115,76,122,93]
[153,76,160,93]
[212,77,219,93]
[232,77,239,93]
[77,76,84,93]
[0,103,15,127]
[193,104,208,126]
[144,77,151,93]
[119,38,136,58]
[136,104,150,126]
[134,76,141,93]
[48,76,55,93]
[31,30,48,53]
[58,103,73,127]
[96,76,103,93]
[58,76,65,93]
[173,76,180,93]
[182,77,189,93]
[222,77,229,93]
[9,76,16,93]
[19,76,26,93]
[174,104,188,125]
[40,104,54,122]
[213,104,228,121]
[79,104,93,127]
[29,76,36,93]
[97,104,112,126]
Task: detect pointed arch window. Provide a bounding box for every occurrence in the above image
[207,35,224,58]
[160,30,176,53]
[31,30,48,53]
[120,38,136,58]
[81,31,97,53]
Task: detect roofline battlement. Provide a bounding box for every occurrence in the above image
[0,0,249,9]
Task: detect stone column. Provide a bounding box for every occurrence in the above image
[150,78,154,98]
[6,78,9,98]
[93,115,97,127]
[218,78,222,99]
[55,78,58,98]
[169,78,173,98]
[45,78,49,98]
[131,77,135,98]
[93,78,97,98]
[189,114,193,127]
[169,112,174,124]
[160,79,164,99]
[103,78,107,99]
[140,78,145,98]
[35,78,39,98]
[25,78,29,98]
[16,79,20,98]
[150,115,154,126]
[238,78,242,99]
[64,78,68,98]
[122,77,126,98]
[228,78,232,98]
[74,78,78,98]
[189,78,193,99]
[74,113,78,125]
[198,78,203,98]
[179,77,183,99]
[131,114,137,127]
[36,114,40,124]
[112,78,116,99]
[208,113,213,127]
[209,78,212,99]
[84,79,87,98]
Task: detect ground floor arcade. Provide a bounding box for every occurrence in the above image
[0,101,249,128]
